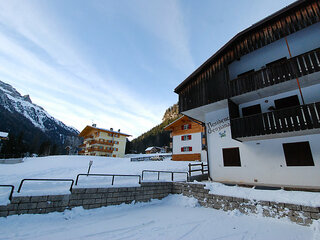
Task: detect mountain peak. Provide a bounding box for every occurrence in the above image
[23,95,32,103]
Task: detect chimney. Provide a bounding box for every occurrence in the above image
[118,129,120,132]
[92,123,97,127]
[110,128,113,131]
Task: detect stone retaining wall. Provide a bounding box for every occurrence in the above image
[173,182,320,226]
[0,182,172,217]
[0,182,319,226]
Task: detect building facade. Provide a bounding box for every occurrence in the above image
[164,116,206,161]
[174,0,320,189]
[78,125,130,158]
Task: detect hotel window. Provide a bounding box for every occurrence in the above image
[283,142,314,166]
[222,148,241,167]
[181,124,191,130]
[181,146,192,152]
[181,135,192,141]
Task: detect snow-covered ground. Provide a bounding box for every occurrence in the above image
[205,182,320,207]
[0,195,317,240]
[0,155,192,203]
[1,155,320,239]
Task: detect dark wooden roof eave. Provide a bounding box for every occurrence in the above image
[174,0,307,93]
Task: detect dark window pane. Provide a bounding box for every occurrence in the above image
[274,95,300,110]
[283,142,314,166]
[223,148,241,167]
[242,104,262,117]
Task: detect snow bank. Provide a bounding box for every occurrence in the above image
[0,195,314,240]
[205,181,320,207]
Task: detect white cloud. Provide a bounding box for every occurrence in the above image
[0,0,164,137]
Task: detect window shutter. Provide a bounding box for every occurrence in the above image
[188,124,191,129]
[189,147,192,151]
[181,125,184,130]
[188,135,191,140]
[181,147,184,152]
[181,136,183,140]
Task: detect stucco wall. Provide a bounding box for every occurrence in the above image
[205,106,320,189]
[172,132,202,155]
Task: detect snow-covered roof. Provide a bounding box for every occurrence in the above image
[0,131,8,138]
[79,125,131,137]
[145,146,163,151]
[145,147,155,151]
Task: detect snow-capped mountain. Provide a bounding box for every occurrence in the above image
[0,80,80,154]
[0,80,78,134]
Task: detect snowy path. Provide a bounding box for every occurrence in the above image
[0,195,315,240]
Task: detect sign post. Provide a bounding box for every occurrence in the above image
[87,160,93,176]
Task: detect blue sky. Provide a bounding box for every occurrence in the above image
[0,0,295,138]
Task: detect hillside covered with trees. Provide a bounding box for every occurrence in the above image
[128,103,181,153]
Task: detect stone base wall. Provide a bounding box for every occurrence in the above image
[173,182,320,226]
[0,182,172,217]
[0,181,319,226]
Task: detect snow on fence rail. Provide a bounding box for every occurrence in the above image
[17,179,74,193]
[75,173,142,186]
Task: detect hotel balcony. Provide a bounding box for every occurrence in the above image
[87,147,113,153]
[89,139,114,146]
[178,48,320,113]
[230,101,320,142]
[229,48,320,104]
[84,135,94,141]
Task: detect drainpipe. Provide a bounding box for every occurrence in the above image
[186,115,212,181]
[284,37,305,105]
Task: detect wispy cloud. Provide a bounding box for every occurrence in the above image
[0,0,168,137]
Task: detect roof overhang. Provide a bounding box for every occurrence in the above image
[181,99,228,123]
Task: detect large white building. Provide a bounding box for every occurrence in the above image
[174,0,320,189]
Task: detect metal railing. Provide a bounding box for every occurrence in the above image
[0,185,15,201]
[17,179,74,193]
[75,174,141,186]
[188,162,208,176]
[141,170,189,182]
[231,101,320,139]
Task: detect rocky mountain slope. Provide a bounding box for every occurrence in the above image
[129,103,181,153]
[0,80,80,155]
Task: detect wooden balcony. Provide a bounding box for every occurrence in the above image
[78,150,85,155]
[178,48,320,113]
[231,102,320,141]
[229,48,320,98]
[84,135,94,141]
[79,144,86,148]
[87,147,113,153]
[89,140,114,146]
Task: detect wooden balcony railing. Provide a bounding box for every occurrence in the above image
[231,102,320,140]
[87,147,113,153]
[229,48,320,97]
[89,140,114,146]
[178,48,320,113]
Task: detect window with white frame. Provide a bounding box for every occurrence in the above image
[181,135,192,141]
[181,146,192,152]
[181,124,191,130]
